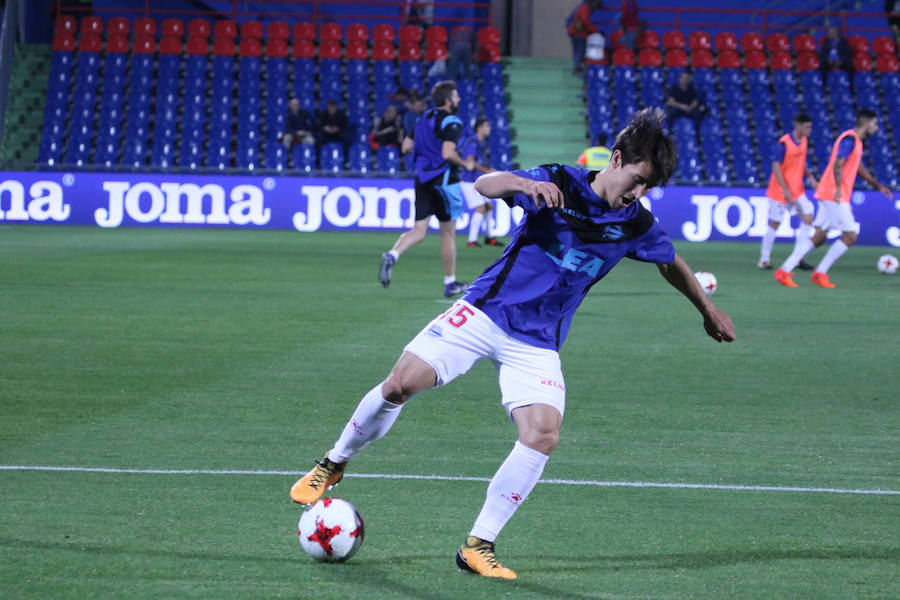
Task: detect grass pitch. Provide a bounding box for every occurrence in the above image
[1,225,898,599]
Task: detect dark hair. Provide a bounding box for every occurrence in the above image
[794,112,812,124]
[594,133,608,146]
[612,108,677,187]
[474,118,489,130]
[856,108,877,125]
[431,80,458,107]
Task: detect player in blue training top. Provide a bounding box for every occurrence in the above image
[379,80,476,298]
[290,108,736,580]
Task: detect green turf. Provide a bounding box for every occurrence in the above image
[1,225,898,599]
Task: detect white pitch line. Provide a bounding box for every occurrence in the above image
[1,465,897,496]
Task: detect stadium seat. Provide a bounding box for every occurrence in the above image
[664,48,687,68]
[54,15,76,35]
[399,24,422,44]
[477,26,501,46]
[876,53,899,72]
[609,29,625,49]
[872,36,895,55]
[793,33,815,53]
[241,21,264,39]
[80,16,103,35]
[159,35,181,55]
[770,50,792,69]
[612,47,634,66]
[134,17,156,36]
[347,143,371,172]
[691,49,713,68]
[716,49,739,69]
[853,52,872,72]
[51,32,74,53]
[320,142,344,172]
[105,33,127,53]
[797,51,818,70]
[740,32,763,52]
[426,25,448,44]
[213,37,234,56]
[214,20,237,39]
[373,41,395,61]
[107,16,129,36]
[319,40,342,59]
[293,39,315,59]
[294,22,315,41]
[372,24,394,44]
[162,18,184,38]
[346,23,368,42]
[636,30,659,49]
[188,18,210,38]
[79,33,102,53]
[239,38,261,57]
[376,145,401,174]
[133,34,154,54]
[265,38,287,58]
[345,40,366,60]
[714,31,737,52]
[426,42,447,61]
[320,22,343,42]
[662,30,684,50]
[766,33,789,53]
[398,42,421,61]
[638,48,661,67]
[744,50,767,69]
[479,44,500,62]
[688,31,710,51]
[267,20,290,40]
[847,35,868,54]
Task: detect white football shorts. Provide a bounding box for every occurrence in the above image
[460,180,492,210]
[403,299,566,418]
[813,200,859,233]
[767,193,814,222]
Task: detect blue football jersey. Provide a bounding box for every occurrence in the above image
[412,108,464,183]
[462,164,675,350]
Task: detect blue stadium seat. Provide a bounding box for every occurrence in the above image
[292,143,316,172]
[376,145,400,174]
[320,142,344,172]
[347,143,371,172]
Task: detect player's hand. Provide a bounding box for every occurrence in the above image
[702,305,736,343]
[464,157,476,171]
[834,191,841,203]
[525,180,564,209]
[877,184,893,200]
[808,176,818,188]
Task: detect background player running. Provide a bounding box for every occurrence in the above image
[459,118,503,248]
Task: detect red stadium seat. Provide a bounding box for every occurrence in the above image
[51,33,75,52]
[292,39,315,58]
[266,38,288,58]
[399,24,422,44]
[345,23,368,42]
[872,36,896,55]
[714,31,737,52]
[398,42,421,61]
[770,50,792,69]
[425,25,447,44]
[212,37,234,56]
[688,31,710,51]
[293,22,315,41]
[662,30,684,50]
[792,33,815,53]
[766,33,789,53]
[107,17,129,36]
[478,43,500,63]
[80,16,103,35]
[159,36,181,55]
[425,42,447,61]
[744,50,767,69]
[372,24,394,44]
[214,20,237,39]
[319,39,341,59]
[320,22,342,42]
[740,32,763,52]
[106,34,129,53]
[847,35,868,54]
[346,40,367,59]
[477,26,500,46]
[268,21,290,41]
[240,21,263,40]
[188,19,210,39]
[186,36,208,56]
[638,47,661,67]
[239,38,261,57]
[797,51,818,70]
[611,47,634,66]
[79,33,102,52]
[134,18,156,37]
[372,41,395,60]
[691,48,714,68]
[133,34,155,54]
[853,52,871,71]
[54,16,76,35]
[610,29,625,48]
[716,49,739,68]
[637,29,659,49]
[664,48,688,67]
[875,53,899,72]
[161,18,184,38]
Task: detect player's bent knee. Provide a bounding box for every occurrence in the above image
[519,428,559,455]
[843,231,858,246]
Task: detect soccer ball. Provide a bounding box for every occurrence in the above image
[877,254,898,274]
[298,497,364,562]
[694,271,717,295]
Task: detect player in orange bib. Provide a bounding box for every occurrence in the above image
[758,113,818,270]
[774,109,894,288]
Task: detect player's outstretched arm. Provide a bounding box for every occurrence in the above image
[657,254,737,343]
[475,171,564,208]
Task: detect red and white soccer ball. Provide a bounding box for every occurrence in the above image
[877,254,898,274]
[298,497,364,562]
[694,271,718,295]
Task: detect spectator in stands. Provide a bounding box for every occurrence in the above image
[447,26,475,81]
[566,1,601,74]
[618,0,645,51]
[402,0,434,28]
[888,1,900,42]
[373,105,403,148]
[665,70,706,133]
[576,133,612,170]
[403,96,427,141]
[818,26,853,79]
[281,98,315,150]
[392,87,410,116]
[317,98,349,153]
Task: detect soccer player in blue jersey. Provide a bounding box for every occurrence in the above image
[459,118,503,248]
[379,80,476,297]
[291,109,736,579]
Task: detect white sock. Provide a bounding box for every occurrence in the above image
[781,236,814,272]
[468,212,484,243]
[387,250,399,261]
[469,441,549,542]
[760,227,777,263]
[328,384,403,463]
[484,209,494,238]
[816,240,849,274]
[444,275,456,285]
